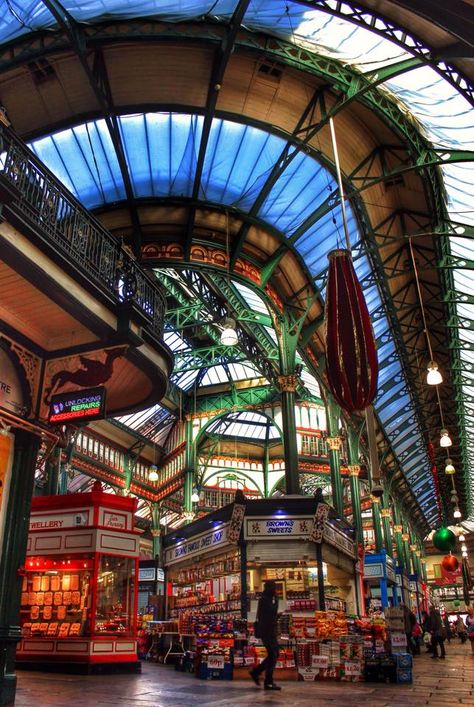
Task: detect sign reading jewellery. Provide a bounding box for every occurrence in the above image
[164,523,230,565]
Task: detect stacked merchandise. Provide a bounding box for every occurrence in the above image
[194,615,234,680]
[339,636,365,682]
[393,652,412,684]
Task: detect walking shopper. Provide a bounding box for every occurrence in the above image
[455,614,467,643]
[467,608,474,655]
[249,580,281,690]
[429,606,446,659]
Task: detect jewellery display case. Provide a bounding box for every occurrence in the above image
[17,485,140,673]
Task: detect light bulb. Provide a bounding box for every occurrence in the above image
[459,534,466,543]
[191,489,200,503]
[440,429,452,447]
[427,360,443,385]
[462,551,468,558]
[148,465,159,482]
[453,507,462,519]
[220,317,238,346]
[444,459,455,474]
[461,544,467,552]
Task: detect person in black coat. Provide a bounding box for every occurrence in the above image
[249,580,281,690]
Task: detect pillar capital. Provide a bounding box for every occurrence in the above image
[380,507,391,518]
[348,464,361,477]
[393,524,403,534]
[326,436,343,452]
[276,374,298,393]
[151,529,161,538]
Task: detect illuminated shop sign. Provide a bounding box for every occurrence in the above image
[164,524,230,565]
[48,386,107,423]
[245,517,313,539]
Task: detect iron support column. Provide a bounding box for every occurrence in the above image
[346,428,363,543]
[183,416,195,517]
[326,397,344,517]
[0,430,40,706]
[44,447,60,496]
[278,374,300,494]
[371,498,384,553]
[380,505,393,557]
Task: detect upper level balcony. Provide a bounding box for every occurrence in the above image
[0,123,172,427]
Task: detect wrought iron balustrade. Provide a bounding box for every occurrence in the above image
[0,125,166,336]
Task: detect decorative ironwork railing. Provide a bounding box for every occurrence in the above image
[0,125,166,336]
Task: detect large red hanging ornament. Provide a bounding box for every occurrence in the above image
[441,554,459,573]
[325,249,379,413]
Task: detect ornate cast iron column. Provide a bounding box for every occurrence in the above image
[325,397,344,516]
[0,430,40,706]
[277,373,300,495]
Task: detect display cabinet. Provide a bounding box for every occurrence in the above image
[17,486,140,673]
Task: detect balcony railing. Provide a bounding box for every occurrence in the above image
[0,125,166,337]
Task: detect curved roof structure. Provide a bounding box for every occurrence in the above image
[1,0,473,532]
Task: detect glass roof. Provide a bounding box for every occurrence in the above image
[206,411,281,441]
[2,0,472,523]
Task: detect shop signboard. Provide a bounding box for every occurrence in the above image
[139,567,156,582]
[207,655,225,670]
[390,632,407,649]
[310,503,329,543]
[298,667,318,681]
[164,523,230,565]
[0,347,25,415]
[245,516,313,539]
[311,654,329,669]
[227,502,245,545]
[48,386,107,424]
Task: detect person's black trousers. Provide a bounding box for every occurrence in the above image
[431,636,446,657]
[254,636,279,685]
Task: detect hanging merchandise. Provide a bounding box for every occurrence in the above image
[324,249,378,413]
[441,554,459,572]
[432,527,457,553]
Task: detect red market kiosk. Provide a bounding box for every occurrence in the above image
[17,485,140,673]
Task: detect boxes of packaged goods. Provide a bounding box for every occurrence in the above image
[396,669,413,684]
[394,653,412,670]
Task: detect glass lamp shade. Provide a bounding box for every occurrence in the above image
[462,551,468,558]
[148,465,159,482]
[440,428,452,447]
[445,458,455,474]
[453,507,462,519]
[427,360,443,385]
[461,544,468,553]
[220,317,238,346]
[191,489,200,503]
[459,534,466,543]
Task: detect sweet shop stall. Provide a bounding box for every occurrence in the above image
[156,497,382,682]
[17,484,141,673]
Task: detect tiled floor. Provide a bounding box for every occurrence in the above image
[15,640,474,706]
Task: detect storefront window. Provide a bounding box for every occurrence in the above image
[95,555,135,635]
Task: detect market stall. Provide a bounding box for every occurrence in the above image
[17,485,140,673]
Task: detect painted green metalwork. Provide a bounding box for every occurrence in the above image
[346,427,363,544]
[325,396,344,518]
[193,384,278,414]
[371,501,384,554]
[185,0,252,259]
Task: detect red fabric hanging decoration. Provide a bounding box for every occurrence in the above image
[325,249,378,413]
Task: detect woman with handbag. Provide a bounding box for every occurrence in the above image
[249,580,281,690]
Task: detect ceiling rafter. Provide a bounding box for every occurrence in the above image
[40,0,143,256]
[184,0,252,258]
